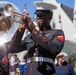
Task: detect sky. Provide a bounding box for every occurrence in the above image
[0,0,74,17]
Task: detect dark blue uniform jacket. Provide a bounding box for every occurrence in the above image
[9,29,65,75]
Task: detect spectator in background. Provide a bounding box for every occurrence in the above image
[13,54,20,72]
[54,52,76,75]
[0,46,9,75]
[19,59,27,75]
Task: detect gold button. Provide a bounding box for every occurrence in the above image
[35,48,37,50]
[44,27,46,30]
[35,31,37,33]
[44,37,46,39]
[40,31,42,33]
[39,34,41,36]
[33,53,36,56]
[35,43,38,46]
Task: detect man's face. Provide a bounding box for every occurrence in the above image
[36,13,49,27]
[58,55,65,63]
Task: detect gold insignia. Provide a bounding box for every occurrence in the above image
[35,2,40,6]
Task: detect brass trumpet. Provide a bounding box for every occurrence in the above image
[4,4,36,23]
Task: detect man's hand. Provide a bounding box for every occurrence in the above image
[26,17,36,33]
[18,14,36,33]
[18,16,28,32]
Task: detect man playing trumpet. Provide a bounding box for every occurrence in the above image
[9,1,65,75]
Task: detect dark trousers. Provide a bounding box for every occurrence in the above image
[23,62,55,75]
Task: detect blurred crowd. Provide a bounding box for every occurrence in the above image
[9,52,76,75]
[9,54,27,75]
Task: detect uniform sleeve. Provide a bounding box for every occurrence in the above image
[31,29,65,56]
[8,29,27,53]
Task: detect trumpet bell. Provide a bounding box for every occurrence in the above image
[4,4,13,16]
[0,17,12,33]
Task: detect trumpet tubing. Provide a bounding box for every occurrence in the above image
[4,4,37,23]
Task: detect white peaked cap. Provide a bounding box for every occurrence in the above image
[33,1,57,11]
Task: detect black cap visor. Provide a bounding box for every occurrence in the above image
[34,10,51,14]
